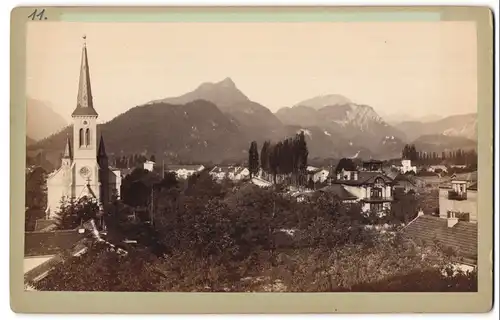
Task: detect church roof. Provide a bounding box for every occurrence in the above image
[98,135,107,158]
[63,135,72,159]
[72,36,98,117]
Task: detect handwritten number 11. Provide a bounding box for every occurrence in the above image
[28,9,47,21]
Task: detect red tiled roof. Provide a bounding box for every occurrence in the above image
[402,215,477,264]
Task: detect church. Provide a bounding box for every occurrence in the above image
[45,36,121,219]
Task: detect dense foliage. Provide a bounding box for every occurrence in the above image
[260,131,309,185]
[402,143,477,167]
[25,167,48,230]
[35,172,477,292]
[248,141,259,178]
[54,196,100,230]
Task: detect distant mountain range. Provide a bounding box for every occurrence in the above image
[394,113,477,141]
[29,78,477,165]
[26,98,68,141]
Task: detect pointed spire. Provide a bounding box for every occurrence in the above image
[72,35,98,117]
[98,135,107,158]
[63,134,72,159]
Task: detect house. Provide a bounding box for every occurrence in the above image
[428,165,448,173]
[438,179,478,223]
[24,230,88,290]
[402,212,477,271]
[209,166,250,181]
[24,219,129,290]
[306,166,330,183]
[392,174,418,193]
[450,171,477,184]
[400,159,417,174]
[414,171,445,188]
[318,184,358,204]
[166,164,205,180]
[143,160,155,172]
[332,158,395,215]
[290,190,315,203]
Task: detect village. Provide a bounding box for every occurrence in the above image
[24,139,479,291]
[23,35,478,292]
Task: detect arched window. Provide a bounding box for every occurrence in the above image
[85,128,90,147]
[79,128,84,147]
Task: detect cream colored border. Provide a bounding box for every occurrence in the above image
[10,6,494,314]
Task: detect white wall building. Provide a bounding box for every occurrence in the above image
[167,165,205,180]
[143,160,155,172]
[400,159,417,174]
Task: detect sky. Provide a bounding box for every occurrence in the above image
[26,21,477,123]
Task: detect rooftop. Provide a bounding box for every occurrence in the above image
[333,171,394,186]
[402,215,477,264]
[167,164,205,171]
[319,184,358,200]
[25,230,86,257]
[335,158,357,173]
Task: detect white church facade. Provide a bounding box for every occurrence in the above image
[45,37,121,219]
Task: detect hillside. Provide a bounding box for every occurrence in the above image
[395,113,477,141]
[276,98,406,155]
[412,134,477,153]
[26,98,68,141]
[148,77,283,141]
[294,94,352,110]
[30,100,249,164]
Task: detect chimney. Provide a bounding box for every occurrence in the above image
[447,211,459,228]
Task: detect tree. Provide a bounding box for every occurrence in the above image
[260,140,271,175]
[248,141,259,178]
[25,167,48,230]
[54,196,100,230]
[30,243,167,292]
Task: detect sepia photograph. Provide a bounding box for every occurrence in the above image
[17,7,489,300]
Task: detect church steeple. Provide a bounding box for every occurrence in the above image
[63,134,72,159]
[72,35,98,117]
[97,135,107,159]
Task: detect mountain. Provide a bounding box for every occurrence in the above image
[275,106,321,128]
[276,98,406,155]
[375,135,406,160]
[30,100,250,164]
[380,112,443,125]
[281,126,364,159]
[148,77,283,141]
[26,98,68,141]
[412,134,477,153]
[294,94,352,110]
[395,113,477,141]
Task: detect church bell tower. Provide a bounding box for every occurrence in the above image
[71,35,100,201]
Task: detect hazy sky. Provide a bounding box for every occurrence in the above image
[26,21,477,123]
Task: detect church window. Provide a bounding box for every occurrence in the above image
[85,128,90,146]
[79,128,84,147]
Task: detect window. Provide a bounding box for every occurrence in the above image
[372,203,383,212]
[85,128,90,146]
[79,128,84,147]
[370,188,382,199]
